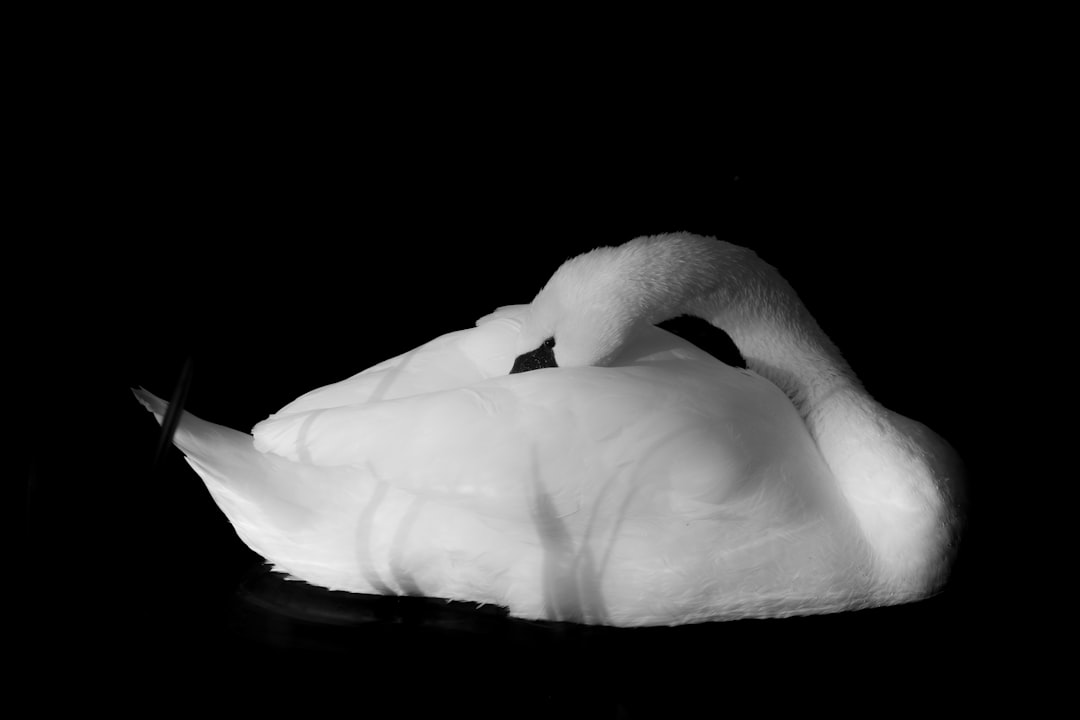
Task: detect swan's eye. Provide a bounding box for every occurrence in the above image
[510,336,558,374]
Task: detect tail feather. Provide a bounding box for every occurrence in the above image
[131,387,355,550]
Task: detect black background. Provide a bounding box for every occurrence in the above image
[16,38,1003,717]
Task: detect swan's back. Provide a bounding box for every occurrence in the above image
[239,324,874,625]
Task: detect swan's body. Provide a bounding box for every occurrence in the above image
[135,233,962,626]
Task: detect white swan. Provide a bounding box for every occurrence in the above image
[133,233,963,627]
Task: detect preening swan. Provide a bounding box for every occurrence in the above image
[134,233,963,627]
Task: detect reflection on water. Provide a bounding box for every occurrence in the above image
[238,564,513,639]
[229,563,635,716]
[17,557,966,718]
[224,562,966,717]
[231,562,612,653]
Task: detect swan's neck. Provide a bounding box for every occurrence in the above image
[615,235,855,417]
[689,250,857,419]
[616,235,962,595]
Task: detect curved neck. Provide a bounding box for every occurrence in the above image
[617,234,959,595]
[698,257,858,420]
[623,234,862,426]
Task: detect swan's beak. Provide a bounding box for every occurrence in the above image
[509,341,558,374]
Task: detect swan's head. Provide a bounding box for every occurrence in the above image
[510,246,644,373]
[508,235,729,373]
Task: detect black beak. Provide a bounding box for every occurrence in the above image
[509,338,557,374]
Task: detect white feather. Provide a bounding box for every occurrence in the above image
[134,233,962,626]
